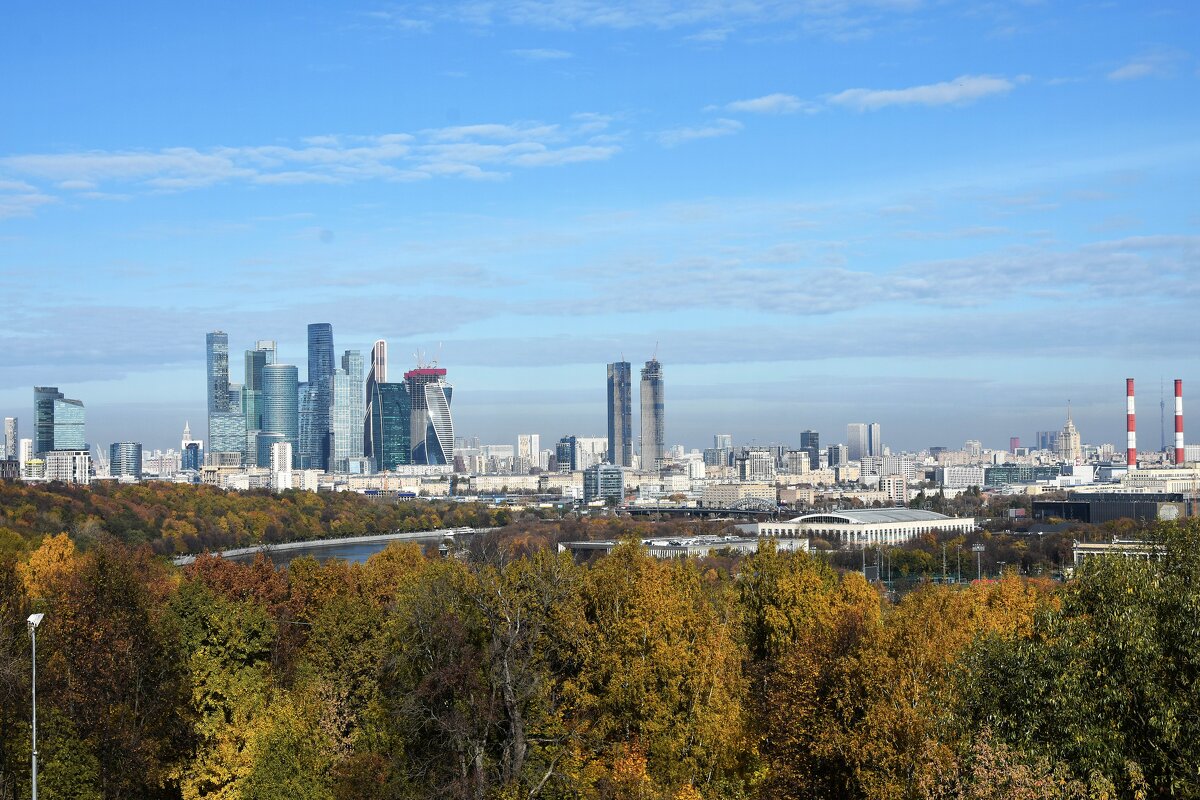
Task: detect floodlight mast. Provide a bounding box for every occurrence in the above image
[28,613,44,800]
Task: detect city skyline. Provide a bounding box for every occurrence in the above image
[2,3,1198,450]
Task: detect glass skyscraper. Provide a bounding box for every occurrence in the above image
[406,368,453,466]
[33,387,85,454]
[331,350,364,472]
[262,363,300,468]
[367,382,410,472]
[205,331,245,459]
[639,359,664,472]
[3,417,16,460]
[301,322,335,470]
[109,442,142,479]
[606,361,632,467]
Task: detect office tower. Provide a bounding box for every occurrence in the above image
[256,432,284,469]
[640,358,664,471]
[406,367,454,465]
[800,429,820,470]
[1009,436,1021,454]
[34,387,62,454]
[109,442,143,479]
[3,417,15,459]
[846,423,868,461]
[34,387,85,453]
[182,441,203,471]
[827,443,848,467]
[364,341,387,468]
[330,350,365,472]
[262,364,300,468]
[366,382,411,471]
[584,463,625,503]
[606,361,632,467]
[300,323,335,470]
[867,422,882,457]
[555,436,576,473]
[206,332,231,414]
[243,342,276,434]
[714,433,733,450]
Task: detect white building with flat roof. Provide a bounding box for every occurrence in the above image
[756,508,975,548]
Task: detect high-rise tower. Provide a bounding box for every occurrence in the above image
[301,323,335,470]
[406,367,454,466]
[606,361,632,467]
[331,350,365,472]
[262,364,300,468]
[846,423,868,462]
[3,417,16,460]
[33,387,85,454]
[639,358,664,471]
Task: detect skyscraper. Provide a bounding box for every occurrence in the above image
[847,423,868,462]
[606,361,632,467]
[800,430,820,470]
[301,323,335,470]
[206,332,245,459]
[331,350,365,472]
[364,340,388,467]
[206,331,230,414]
[867,422,882,457]
[109,442,143,479]
[242,342,275,435]
[639,358,664,471]
[366,382,411,472]
[3,417,15,459]
[406,367,454,465]
[33,387,85,454]
[262,364,300,468]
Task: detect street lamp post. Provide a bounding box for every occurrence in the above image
[28,612,44,800]
[972,544,985,581]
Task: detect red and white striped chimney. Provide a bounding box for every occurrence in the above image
[1175,379,1184,465]
[1126,378,1137,469]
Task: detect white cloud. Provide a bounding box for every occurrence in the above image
[724,93,814,114]
[654,118,743,147]
[0,115,621,205]
[509,48,573,60]
[828,74,1016,111]
[1108,58,1164,81]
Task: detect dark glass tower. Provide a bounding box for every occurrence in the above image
[606,361,632,467]
[367,382,411,472]
[405,368,453,466]
[800,430,820,470]
[301,323,335,470]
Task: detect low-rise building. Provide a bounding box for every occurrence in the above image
[756,508,976,547]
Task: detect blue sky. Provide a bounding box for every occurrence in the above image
[1,1,1198,453]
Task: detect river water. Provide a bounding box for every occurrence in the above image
[223,536,452,567]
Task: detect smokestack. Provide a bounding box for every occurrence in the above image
[1175,379,1184,465]
[1127,378,1137,469]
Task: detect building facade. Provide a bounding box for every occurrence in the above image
[262,364,300,468]
[301,323,335,470]
[406,368,453,466]
[606,361,633,467]
[3,417,15,459]
[330,349,365,472]
[584,463,625,503]
[639,359,664,472]
[109,442,143,479]
[367,382,411,472]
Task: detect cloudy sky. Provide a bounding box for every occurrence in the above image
[2,1,1198,453]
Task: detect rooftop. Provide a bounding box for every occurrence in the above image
[790,509,956,525]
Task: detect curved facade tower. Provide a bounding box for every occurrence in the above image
[639,359,664,471]
[405,368,454,465]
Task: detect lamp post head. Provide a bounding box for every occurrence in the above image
[27,613,44,630]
